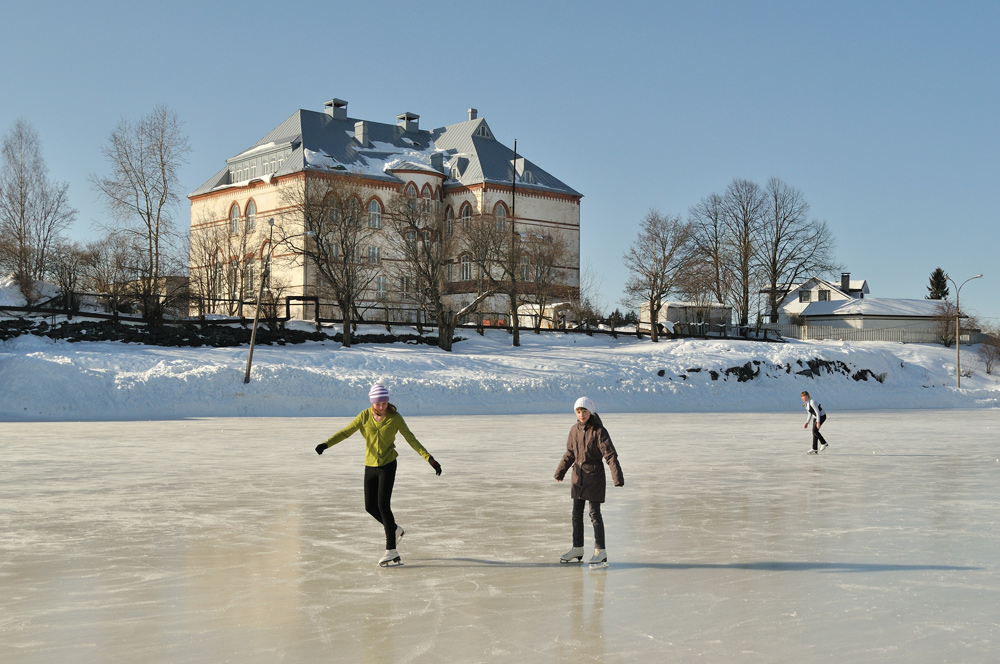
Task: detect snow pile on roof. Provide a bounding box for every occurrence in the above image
[304,148,336,170]
[804,297,946,317]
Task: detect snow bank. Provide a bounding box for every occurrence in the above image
[1,324,998,422]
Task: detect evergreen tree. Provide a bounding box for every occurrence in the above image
[926,267,950,300]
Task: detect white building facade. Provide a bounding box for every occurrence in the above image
[188,100,582,321]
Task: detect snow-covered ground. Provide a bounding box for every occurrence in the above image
[2,318,999,421]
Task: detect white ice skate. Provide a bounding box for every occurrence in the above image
[378,549,402,567]
[560,546,584,564]
[820,443,828,452]
[589,548,608,568]
[395,525,405,545]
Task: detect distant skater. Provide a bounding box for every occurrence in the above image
[555,397,624,566]
[315,382,442,567]
[801,390,828,454]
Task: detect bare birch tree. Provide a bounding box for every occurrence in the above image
[188,215,228,318]
[688,192,733,310]
[385,193,491,350]
[758,177,838,323]
[720,179,766,327]
[0,119,76,304]
[278,175,378,347]
[49,240,91,312]
[85,234,138,315]
[460,210,507,332]
[90,105,190,320]
[521,229,569,332]
[623,210,694,342]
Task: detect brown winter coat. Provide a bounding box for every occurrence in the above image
[554,414,624,503]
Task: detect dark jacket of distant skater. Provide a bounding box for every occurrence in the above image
[554,413,624,502]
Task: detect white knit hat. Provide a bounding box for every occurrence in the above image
[369,382,390,403]
[573,396,595,413]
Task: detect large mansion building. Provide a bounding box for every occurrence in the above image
[188,99,582,321]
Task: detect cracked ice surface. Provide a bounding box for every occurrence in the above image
[2,410,999,663]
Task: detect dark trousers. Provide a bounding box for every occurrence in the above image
[364,460,397,549]
[572,499,605,549]
[812,414,828,451]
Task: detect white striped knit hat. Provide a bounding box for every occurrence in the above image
[369,382,390,403]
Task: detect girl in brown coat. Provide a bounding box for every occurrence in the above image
[554,396,624,565]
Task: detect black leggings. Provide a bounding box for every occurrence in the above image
[572,499,605,549]
[812,414,828,450]
[364,461,397,549]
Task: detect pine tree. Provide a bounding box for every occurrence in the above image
[926,267,950,300]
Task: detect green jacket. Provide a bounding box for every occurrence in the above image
[322,408,431,467]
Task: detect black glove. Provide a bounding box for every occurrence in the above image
[315,443,326,455]
[429,457,442,476]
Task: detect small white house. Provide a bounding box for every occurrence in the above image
[771,272,870,324]
[517,302,575,329]
[639,300,732,333]
[799,297,947,331]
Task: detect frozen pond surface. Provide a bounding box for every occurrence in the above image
[2,410,999,663]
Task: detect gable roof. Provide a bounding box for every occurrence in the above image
[191,109,581,198]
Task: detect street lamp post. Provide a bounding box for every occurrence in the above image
[243,220,313,384]
[947,273,983,388]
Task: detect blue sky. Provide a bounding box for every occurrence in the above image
[2,1,998,322]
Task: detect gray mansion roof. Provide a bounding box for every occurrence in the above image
[191,102,581,199]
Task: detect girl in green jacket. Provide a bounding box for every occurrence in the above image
[315,382,442,566]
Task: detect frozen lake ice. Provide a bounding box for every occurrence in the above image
[2,410,999,663]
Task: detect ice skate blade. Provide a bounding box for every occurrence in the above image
[378,558,403,568]
[559,558,583,564]
[589,562,609,569]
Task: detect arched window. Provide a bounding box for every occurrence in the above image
[368,199,382,228]
[229,204,240,234]
[494,202,508,232]
[405,183,418,198]
[445,207,454,237]
[460,203,472,229]
[345,197,363,226]
[245,200,256,232]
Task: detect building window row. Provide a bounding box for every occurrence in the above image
[228,201,258,234]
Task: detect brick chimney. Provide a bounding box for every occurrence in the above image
[841,272,851,294]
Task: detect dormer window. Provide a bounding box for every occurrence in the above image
[475,125,492,139]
